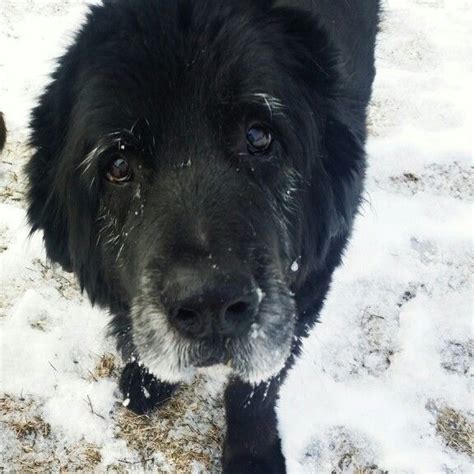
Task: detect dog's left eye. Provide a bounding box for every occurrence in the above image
[246,125,272,155]
[105,156,133,184]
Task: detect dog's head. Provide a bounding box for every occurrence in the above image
[27,0,365,384]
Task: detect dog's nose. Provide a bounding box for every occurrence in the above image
[163,266,260,339]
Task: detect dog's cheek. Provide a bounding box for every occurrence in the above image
[98,184,141,251]
[92,193,138,302]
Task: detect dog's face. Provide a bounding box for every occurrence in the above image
[27,0,364,384]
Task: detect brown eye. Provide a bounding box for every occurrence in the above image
[106,157,132,183]
[246,125,272,155]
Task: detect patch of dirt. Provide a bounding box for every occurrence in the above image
[387,162,474,200]
[302,427,385,473]
[440,340,473,376]
[347,282,428,378]
[115,376,225,472]
[396,282,425,308]
[358,307,397,375]
[0,222,10,254]
[0,395,51,439]
[90,352,120,381]
[0,141,31,207]
[0,394,103,472]
[434,406,474,459]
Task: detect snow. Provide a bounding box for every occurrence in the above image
[0,0,472,471]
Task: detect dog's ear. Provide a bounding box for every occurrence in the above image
[299,112,365,279]
[276,6,367,313]
[295,110,365,325]
[27,59,115,306]
[27,75,75,272]
[272,5,366,237]
[323,110,366,231]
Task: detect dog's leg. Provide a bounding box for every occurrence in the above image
[223,376,286,474]
[119,361,179,414]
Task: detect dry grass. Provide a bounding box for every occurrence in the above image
[336,450,387,473]
[89,352,120,381]
[333,447,387,474]
[1,375,225,472]
[63,442,103,469]
[14,443,103,473]
[0,395,51,439]
[0,394,105,472]
[354,464,388,474]
[436,406,474,459]
[116,376,225,472]
[354,468,388,474]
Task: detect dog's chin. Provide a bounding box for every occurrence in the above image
[135,327,294,386]
[140,348,291,386]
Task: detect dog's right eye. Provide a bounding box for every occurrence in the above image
[105,156,133,184]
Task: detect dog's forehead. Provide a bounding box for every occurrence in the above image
[70,0,296,159]
[82,1,285,113]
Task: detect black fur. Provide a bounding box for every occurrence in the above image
[119,361,178,414]
[26,1,380,471]
[0,112,6,152]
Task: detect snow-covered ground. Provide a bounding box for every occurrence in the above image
[0,0,472,471]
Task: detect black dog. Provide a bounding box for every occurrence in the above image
[26,1,379,471]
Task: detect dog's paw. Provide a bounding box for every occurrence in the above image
[119,361,178,415]
[223,440,286,474]
[223,454,286,474]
